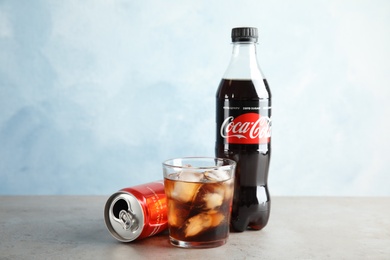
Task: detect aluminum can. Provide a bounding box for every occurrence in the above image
[104,181,168,242]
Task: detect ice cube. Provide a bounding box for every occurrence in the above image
[183,212,226,237]
[204,169,230,182]
[178,169,204,182]
[184,213,212,237]
[210,212,225,227]
[170,180,201,203]
[164,178,175,198]
[224,179,234,200]
[204,192,224,210]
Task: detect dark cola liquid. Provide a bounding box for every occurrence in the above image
[216,79,271,232]
[164,176,234,245]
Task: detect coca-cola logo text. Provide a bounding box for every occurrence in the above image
[220,113,271,144]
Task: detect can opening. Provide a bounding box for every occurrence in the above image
[112,198,140,232]
[113,199,128,218]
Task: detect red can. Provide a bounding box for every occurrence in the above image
[104,181,168,242]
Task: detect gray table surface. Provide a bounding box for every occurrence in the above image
[0,196,389,259]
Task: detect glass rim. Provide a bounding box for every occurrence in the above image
[162,156,236,170]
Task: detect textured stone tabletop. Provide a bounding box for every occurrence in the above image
[1,196,389,259]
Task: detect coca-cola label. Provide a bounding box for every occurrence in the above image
[216,100,271,145]
[220,113,271,144]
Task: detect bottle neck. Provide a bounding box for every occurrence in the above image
[223,42,264,80]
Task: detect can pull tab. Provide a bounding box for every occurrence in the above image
[118,209,139,232]
[112,198,140,233]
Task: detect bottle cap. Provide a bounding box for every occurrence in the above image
[231,27,258,42]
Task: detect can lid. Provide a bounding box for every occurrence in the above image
[104,192,144,242]
[231,27,258,43]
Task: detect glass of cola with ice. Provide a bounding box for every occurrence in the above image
[162,157,236,248]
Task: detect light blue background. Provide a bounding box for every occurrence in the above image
[1,0,389,195]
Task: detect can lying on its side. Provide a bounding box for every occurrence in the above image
[104,181,168,242]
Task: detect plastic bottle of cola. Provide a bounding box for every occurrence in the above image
[215,27,272,232]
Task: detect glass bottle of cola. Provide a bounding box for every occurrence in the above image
[215,27,272,232]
